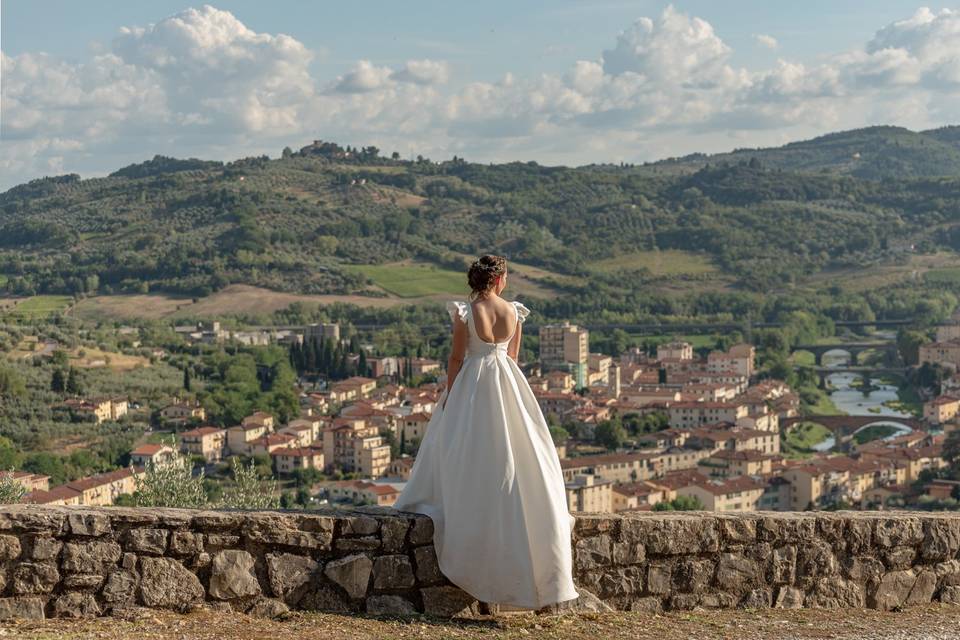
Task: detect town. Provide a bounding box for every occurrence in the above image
[7,307,960,518]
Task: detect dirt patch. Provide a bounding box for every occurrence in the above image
[5,604,960,640]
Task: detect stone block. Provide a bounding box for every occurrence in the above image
[28,537,60,562]
[52,592,100,618]
[714,553,758,593]
[209,550,261,600]
[138,557,204,610]
[247,597,290,619]
[420,585,478,617]
[169,531,203,556]
[67,512,111,537]
[11,563,59,595]
[366,594,417,615]
[380,517,410,553]
[413,545,444,585]
[324,554,373,600]
[61,541,121,574]
[102,569,138,606]
[267,553,318,603]
[874,518,923,548]
[0,597,45,620]
[335,536,380,552]
[126,528,168,555]
[341,516,379,536]
[575,534,612,571]
[409,517,434,545]
[373,554,415,590]
[0,535,21,561]
[774,586,803,609]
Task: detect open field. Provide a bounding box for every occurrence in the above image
[68,346,151,371]
[591,250,718,276]
[8,604,960,640]
[72,285,432,321]
[344,262,467,298]
[803,251,960,292]
[1,295,73,320]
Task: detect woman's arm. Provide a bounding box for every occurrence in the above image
[507,319,522,362]
[445,317,469,400]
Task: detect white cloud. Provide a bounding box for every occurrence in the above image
[754,34,778,49]
[5,4,960,190]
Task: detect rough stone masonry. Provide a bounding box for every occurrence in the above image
[1,505,960,620]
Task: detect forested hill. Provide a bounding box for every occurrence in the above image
[3,128,960,313]
[648,126,960,180]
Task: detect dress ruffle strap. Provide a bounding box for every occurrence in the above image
[446,300,469,324]
[512,301,531,324]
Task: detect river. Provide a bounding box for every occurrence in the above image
[810,348,915,452]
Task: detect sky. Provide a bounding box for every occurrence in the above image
[2,1,960,189]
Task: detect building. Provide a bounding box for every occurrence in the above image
[539,323,589,388]
[924,396,960,424]
[242,411,275,432]
[565,474,613,513]
[248,433,299,457]
[409,358,441,377]
[227,423,270,456]
[401,413,431,442]
[0,470,49,493]
[699,449,775,477]
[327,480,400,506]
[322,418,391,477]
[160,402,206,425]
[271,447,325,475]
[305,322,340,341]
[368,356,402,379]
[667,401,750,429]
[178,426,227,462]
[27,468,142,507]
[129,443,176,468]
[706,344,756,378]
[560,452,659,484]
[919,340,960,370]
[657,341,693,362]
[676,475,766,512]
[611,481,668,511]
[63,397,127,424]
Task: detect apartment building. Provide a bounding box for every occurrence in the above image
[565,474,613,513]
[539,322,589,388]
[178,426,227,462]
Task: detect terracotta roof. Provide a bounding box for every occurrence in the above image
[269,447,323,458]
[560,451,657,470]
[690,475,766,496]
[24,485,82,504]
[130,444,169,456]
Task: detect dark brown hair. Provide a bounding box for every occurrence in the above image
[467,255,507,299]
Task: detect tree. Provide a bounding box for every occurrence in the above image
[943,430,960,469]
[0,364,25,397]
[0,470,26,504]
[183,367,192,392]
[595,418,626,450]
[51,369,66,393]
[132,441,207,508]
[221,457,279,510]
[66,368,82,395]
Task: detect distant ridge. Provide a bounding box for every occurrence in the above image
[648,125,960,180]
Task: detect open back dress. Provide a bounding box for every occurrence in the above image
[394,300,579,609]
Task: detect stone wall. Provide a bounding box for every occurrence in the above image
[0,506,959,620]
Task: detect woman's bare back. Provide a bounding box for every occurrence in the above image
[470,296,517,344]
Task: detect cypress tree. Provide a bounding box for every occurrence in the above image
[51,369,66,393]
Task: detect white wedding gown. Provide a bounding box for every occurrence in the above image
[394,300,579,609]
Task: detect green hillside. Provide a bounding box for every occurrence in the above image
[3,130,960,325]
[651,125,960,179]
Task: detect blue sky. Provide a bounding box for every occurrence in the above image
[2,1,960,188]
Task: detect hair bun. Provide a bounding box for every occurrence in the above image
[467,255,507,299]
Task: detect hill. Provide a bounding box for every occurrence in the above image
[3,131,960,323]
[648,125,960,180]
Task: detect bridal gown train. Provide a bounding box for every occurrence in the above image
[393,300,579,609]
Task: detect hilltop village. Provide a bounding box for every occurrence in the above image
[10,310,960,515]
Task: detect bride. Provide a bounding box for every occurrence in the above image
[394,254,579,610]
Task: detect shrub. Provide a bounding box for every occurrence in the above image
[0,471,26,504]
[220,457,279,510]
